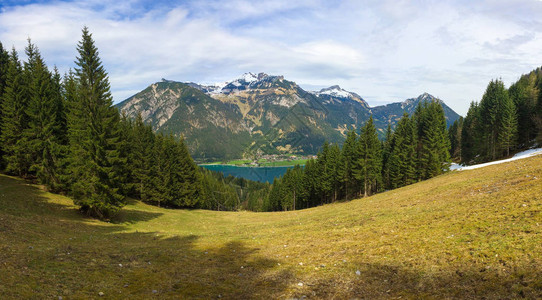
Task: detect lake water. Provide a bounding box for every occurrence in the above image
[200,165,295,183]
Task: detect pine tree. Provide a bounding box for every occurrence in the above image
[66,27,125,219]
[1,48,30,176]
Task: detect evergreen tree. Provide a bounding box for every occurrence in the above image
[1,48,30,176]
[0,42,9,167]
[23,41,65,190]
[381,122,392,190]
[509,72,538,147]
[355,116,381,196]
[66,27,125,218]
[388,113,417,189]
[328,143,341,202]
[479,79,506,161]
[418,101,451,179]
[448,117,463,162]
[302,158,318,208]
[130,113,155,200]
[316,142,333,204]
[461,101,481,164]
[0,42,9,97]
[338,129,357,200]
[281,165,303,210]
[498,93,517,157]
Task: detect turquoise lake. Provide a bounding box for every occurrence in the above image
[200,165,295,183]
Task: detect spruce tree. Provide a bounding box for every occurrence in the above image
[479,79,506,161]
[1,48,30,176]
[448,117,463,162]
[66,27,125,218]
[23,41,65,190]
[388,113,417,189]
[418,101,451,179]
[339,129,357,200]
[498,91,518,157]
[328,143,341,202]
[0,42,11,168]
[461,101,481,164]
[316,142,333,204]
[381,122,392,190]
[355,116,381,196]
[509,72,538,147]
[130,113,155,200]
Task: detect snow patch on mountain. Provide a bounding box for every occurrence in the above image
[316,85,352,98]
[204,72,268,94]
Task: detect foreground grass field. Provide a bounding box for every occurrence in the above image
[1,155,541,299]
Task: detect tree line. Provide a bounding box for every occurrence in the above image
[263,100,451,211]
[0,29,252,219]
[1,28,488,216]
[449,71,542,164]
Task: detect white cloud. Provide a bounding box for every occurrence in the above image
[1,0,542,115]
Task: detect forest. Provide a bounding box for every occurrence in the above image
[1,28,541,217]
[449,74,542,164]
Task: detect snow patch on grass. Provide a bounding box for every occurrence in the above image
[451,147,542,171]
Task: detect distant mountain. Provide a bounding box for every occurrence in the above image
[371,92,461,130]
[116,73,461,161]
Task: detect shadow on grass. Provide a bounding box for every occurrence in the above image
[111,207,163,224]
[301,260,542,299]
[0,174,294,299]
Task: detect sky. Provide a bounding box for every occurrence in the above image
[1,0,542,115]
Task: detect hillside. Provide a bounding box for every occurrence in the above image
[116,74,461,161]
[1,155,540,299]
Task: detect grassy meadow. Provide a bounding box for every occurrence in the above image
[1,155,541,299]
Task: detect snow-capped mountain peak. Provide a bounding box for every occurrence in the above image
[315,85,353,98]
[206,72,273,94]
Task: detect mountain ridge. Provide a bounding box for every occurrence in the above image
[116,73,460,161]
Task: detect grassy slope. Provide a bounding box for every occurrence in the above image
[1,156,541,299]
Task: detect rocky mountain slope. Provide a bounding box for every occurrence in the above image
[116,73,460,161]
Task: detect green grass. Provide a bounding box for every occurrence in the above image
[258,159,307,167]
[225,159,252,165]
[1,155,541,298]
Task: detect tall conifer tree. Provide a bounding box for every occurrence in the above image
[0,42,11,167]
[355,116,381,196]
[1,48,30,176]
[23,41,65,189]
[66,27,125,218]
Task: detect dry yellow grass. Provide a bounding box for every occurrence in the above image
[1,155,541,299]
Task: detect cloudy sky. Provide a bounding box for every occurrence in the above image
[1,0,542,115]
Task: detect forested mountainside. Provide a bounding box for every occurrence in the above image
[116,73,460,161]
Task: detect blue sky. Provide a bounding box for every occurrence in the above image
[2,0,542,115]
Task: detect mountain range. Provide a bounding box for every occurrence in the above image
[116,72,460,161]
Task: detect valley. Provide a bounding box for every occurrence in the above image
[1,151,540,299]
